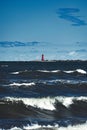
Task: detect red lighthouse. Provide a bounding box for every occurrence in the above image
[41,54,44,61]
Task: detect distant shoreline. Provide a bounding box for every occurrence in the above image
[0,60,87,62]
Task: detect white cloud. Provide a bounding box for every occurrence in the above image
[68,51,76,56]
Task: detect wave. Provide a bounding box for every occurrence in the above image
[11,72,19,74]
[9,82,35,86]
[9,79,87,87]
[64,69,87,74]
[11,70,28,75]
[2,122,87,130]
[4,96,87,110]
[38,70,60,73]
[0,96,87,121]
[38,69,87,74]
[11,69,87,75]
[38,79,87,84]
[4,96,55,110]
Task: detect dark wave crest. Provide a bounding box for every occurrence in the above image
[0,98,87,120]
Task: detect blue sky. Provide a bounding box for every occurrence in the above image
[0,0,87,61]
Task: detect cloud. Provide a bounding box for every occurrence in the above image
[68,49,87,57]
[0,41,41,47]
[57,8,87,26]
[68,51,76,56]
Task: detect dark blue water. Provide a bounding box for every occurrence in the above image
[0,61,87,130]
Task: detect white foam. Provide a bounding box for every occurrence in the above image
[64,69,87,74]
[5,96,55,110]
[23,124,42,130]
[76,69,87,74]
[57,122,87,130]
[11,70,28,74]
[4,96,87,111]
[38,70,60,73]
[11,72,19,74]
[64,70,74,73]
[57,96,87,107]
[6,122,87,130]
[10,127,22,130]
[38,70,50,73]
[9,82,35,86]
[23,123,59,130]
[11,69,87,75]
[51,70,60,73]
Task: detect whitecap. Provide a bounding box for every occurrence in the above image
[57,122,87,130]
[64,69,86,74]
[64,70,74,73]
[4,96,87,110]
[9,82,35,86]
[5,96,55,110]
[11,72,20,74]
[10,127,22,130]
[38,70,60,73]
[7,122,87,130]
[76,69,87,74]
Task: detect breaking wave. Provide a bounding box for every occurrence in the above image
[4,96,87,110]
[0,96,87,123]
[1,122,87,130]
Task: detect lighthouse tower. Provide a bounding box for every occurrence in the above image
[41,54,44,61]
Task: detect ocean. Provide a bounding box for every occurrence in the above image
[0,60,87,130]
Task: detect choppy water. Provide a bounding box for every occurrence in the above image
[0,61,87,130]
